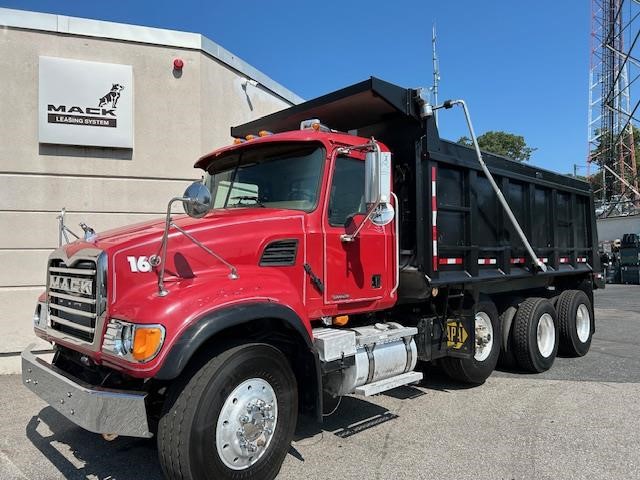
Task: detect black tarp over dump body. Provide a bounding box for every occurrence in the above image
[232,77,599,300]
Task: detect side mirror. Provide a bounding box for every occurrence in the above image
[342,146,394,243]
[365,149,392,205]
[183,181,211,219]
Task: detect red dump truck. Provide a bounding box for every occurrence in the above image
[23,78,602,480]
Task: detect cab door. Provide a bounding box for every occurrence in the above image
[323,154,392,305]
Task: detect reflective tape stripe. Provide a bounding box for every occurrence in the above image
[478,258,497,265]
[439,257,463,265]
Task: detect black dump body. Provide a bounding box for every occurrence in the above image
[233,77,600,300]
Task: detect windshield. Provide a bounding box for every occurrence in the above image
[204,143,325,211]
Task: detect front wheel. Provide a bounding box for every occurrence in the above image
[158,343,298,480]
[441,299,501,384]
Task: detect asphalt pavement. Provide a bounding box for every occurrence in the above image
[0,285,638,480]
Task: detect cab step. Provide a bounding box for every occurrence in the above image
[354,371,423,396]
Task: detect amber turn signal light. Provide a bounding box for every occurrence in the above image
[132,327,165,362]
[333,315,349,326]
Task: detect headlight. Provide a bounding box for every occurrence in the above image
[103,319,165,363]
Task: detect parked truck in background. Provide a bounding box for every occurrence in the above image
[22,78,603,480]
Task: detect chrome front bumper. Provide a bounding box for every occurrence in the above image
[21,344,152,438]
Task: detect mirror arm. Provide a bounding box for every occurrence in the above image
[340,198,381,243]
[341,139,384,243]
[171,224,239,279]
[156,197,186,297]
[57,207,80,247]
[155,196,238,297]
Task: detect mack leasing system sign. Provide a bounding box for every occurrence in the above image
[39,56,133,148]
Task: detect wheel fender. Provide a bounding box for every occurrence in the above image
[155,302,313,381]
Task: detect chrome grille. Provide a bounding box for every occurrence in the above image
[48,259,99,342]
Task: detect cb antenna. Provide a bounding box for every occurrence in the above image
[431,24,441,128]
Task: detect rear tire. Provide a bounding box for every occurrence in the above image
[497,303,519,369]
[513,298,558,373]
[158,343,297,480]
[556,289,593,357]
[441,299,500,384]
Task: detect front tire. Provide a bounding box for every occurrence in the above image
[513,298,558,373]
[158,343,298,480]
[441,299,500,384]
[556,289,593,357]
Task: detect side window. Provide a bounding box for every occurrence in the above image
[328,156,366,227]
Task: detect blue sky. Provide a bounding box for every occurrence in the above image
[1,0,590,174]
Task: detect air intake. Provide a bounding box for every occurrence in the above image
[260,239,298,266]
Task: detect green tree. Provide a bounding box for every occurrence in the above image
[457,131,536,162]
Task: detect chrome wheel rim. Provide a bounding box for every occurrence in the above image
[537,313,555,358]
[216,378,278,471]
[474,311,494,362]
[576,304,591,343]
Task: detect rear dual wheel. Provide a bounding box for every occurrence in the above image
[513,298,558,373]
[556,289,593,357]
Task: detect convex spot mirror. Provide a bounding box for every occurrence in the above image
[183,181,211,219]
[371,202,395,226]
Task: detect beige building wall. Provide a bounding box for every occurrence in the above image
[0,8,300,365]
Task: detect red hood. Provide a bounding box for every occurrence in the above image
[59,207,307,310]
[47,206,311,376]
[62,207,305,258]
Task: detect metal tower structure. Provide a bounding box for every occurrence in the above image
[588,0,640,217]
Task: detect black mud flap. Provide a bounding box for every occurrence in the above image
[444,312,475,359]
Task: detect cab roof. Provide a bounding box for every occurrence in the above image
[194,130,379,170]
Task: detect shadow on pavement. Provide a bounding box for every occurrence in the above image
[293,367,472,450]
[26,407,162,480]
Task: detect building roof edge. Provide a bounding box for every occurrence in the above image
[0,7,304,105]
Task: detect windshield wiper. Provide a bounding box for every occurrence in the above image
[230,195,266,207]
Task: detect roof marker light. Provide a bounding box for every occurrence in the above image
[245,134,257,141]
[233,138,246,145]
[300,118,332,132]
[258,130,273,137]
